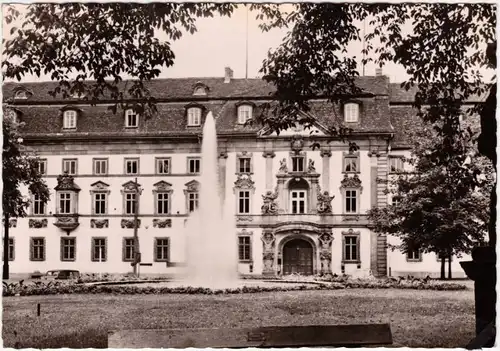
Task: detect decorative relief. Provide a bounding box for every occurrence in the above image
[340,174,363,190]
[278,158,288,173]
[320,149,332,158]
[342,215,360,222]
[316,188,335,214]
[153,219,172,228]
[261,188,279,215]
[236,216,253,222]
[54,215,80,232]
[291,135,304,154]
[234,174,255,191]
[318,232,333,275]
[342,228,361,236]
[262,151,276,158]
[238,228,253,236]
[261,231,276,274]
[90,219,109,228]
[307,159,316,173]
[121,181,141,193]
[55,172,81,192]
[121,219,141,229]
[153,181,173,193]
[90,181,110,192]
[29,219,48,228]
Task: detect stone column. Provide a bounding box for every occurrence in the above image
[262,151,276,190]
[309,174,320,214]
[276,174,287,213]
[218,152,228,205]
[320,149,332,192]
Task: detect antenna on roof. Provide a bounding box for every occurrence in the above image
[362,17,366,76]
[245,4,249,79]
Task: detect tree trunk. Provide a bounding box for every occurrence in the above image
[448,255,452,279]
[3,213,10,280]
[440,257,445,280]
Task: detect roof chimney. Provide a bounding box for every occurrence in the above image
[224,67,233,83]
[375,67,383,76]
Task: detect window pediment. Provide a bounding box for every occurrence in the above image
[233,174,255,192]
[122,181,141,193]
[184,180,200,193]
[90,181,110,192]
[55,173,81,192]
[340,174,362,190]
[153,181,173,193]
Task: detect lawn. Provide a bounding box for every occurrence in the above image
[2,288,474,348]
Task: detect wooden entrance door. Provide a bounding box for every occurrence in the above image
[283,239,314,275]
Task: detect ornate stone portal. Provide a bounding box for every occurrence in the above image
[318,232,334,275]
[261,231,276,275]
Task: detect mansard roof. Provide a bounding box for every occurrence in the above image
[3,76,389,102]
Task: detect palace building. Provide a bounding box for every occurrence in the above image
[3,68,472,278]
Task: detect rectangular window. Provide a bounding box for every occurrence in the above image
[391,197,401,207]
[91,238,107,262]
[407,249,421,261]
[33,193,46,215]
[156,158,171,175]
[30,237,45,261]
[291,190,307,214]
[58,192,72,214]
[37,159,47,176]
[93,159,108,175]
[93,193,107,215]
[125,109,138,128]
[125,158,139,175]
[155,238,169,262]
[62,159,77,175]
[344,156,359,173]
[345,190,357,213]
[188,192,199,212]
[389,158,404,173]
[238,236,252,261]
[344,236,359,262]
[125,193,137,215]
[123,238,135,262]
[238,158,252,173]
[188,158,201,174]
[63,110,77,129]
[292,156,305,172]
[61,237,76,261]
[187,108,201,126]
[238,191,250,214]
[156,192,170,215]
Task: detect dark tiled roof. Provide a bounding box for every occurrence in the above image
[3,76,389,102]
[389,83,489,103]
[389,106,423,148]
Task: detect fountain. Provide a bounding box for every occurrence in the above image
[183,111,239,288]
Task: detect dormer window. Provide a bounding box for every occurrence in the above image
[344,103,359,123]
[125,109,138,128]
[193,84,208,96]
[238,105,253,124]
[14,90,28,100]
[187,107,202,126]
[63,110,77,129]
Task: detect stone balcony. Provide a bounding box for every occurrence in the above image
[53,213,80,233]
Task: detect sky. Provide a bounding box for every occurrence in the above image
[1,4,494,83]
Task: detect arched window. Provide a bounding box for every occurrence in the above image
[63,110,77,129]
[187,107,202,126]
[14,90,28,100]
[125,109,138,128]
[344,103,359,123]
[193,86,207,96]
[238,105,253,124]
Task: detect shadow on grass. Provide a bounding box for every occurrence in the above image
[10,328,108,349]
